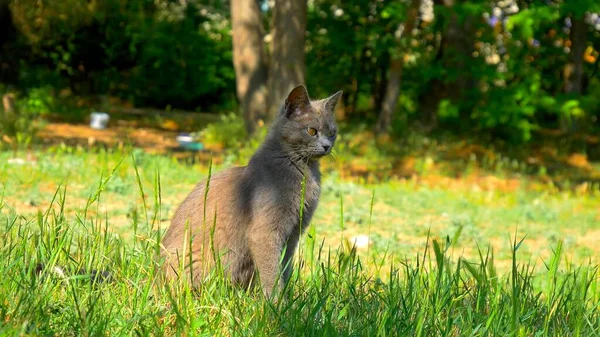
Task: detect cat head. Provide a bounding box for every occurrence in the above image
[276,85,342,160]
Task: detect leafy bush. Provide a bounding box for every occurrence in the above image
[124,1,235,109]
[7,0,235,111]
[200,112,248,148]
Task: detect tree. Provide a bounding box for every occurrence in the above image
[374,0,421,135]
[230,0,308,132]
[267,0,307,118]
[230,0,269,134]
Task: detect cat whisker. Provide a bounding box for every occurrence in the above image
[328,151,339,165]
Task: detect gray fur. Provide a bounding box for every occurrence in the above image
[161,85,342,298]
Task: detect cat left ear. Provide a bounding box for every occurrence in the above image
[324,90,343,114]
[284,85,311,118]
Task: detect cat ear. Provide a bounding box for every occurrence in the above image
[284,85,311,118]
[324,90,343,114]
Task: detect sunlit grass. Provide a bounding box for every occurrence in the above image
[0,147,599,335]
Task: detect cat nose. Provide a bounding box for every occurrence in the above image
[322,144,330,152]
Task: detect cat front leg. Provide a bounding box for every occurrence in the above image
[247,226,285,300]
[282,231,300,285]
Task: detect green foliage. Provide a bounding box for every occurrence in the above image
[2,0,600,144]
[305,0,600,143]
[506,6,561,39]
[127,1,235,108]
[6,0,235,110]
[437,99,459,119]
[200,112,248,148]
[306,0,401,102]
[19,87,55,116]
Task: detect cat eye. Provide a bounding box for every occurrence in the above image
[307,127,318,136]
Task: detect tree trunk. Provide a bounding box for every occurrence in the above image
[561,15,587,133]
[2,93,17,150]
[268,0,307,118]
[373,53,389,113]
[230,0,269,135]
[374,0,420,135]
[349,78,358,116]
[2,94,15,116]
[375,59,403,134]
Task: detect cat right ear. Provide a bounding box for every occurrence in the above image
[283,85,311,119]
[324,90,343,114]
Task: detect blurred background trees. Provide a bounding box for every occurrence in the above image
[231,0,268,133]
[1,0,599,145]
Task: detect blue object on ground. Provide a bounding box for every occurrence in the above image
[177,133,204,151]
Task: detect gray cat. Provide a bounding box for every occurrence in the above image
[161,85,342,298]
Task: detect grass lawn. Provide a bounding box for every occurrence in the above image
[0,146,599,336]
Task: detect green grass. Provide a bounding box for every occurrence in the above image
[0,147,599,336]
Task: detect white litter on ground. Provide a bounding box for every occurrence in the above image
[351,235,370,249]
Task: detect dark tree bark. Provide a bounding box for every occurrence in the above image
[2,93,17,153]
[267,0,307,118]
[373,52,390,113]
[375,0,421,135]
[375,58,404,134]
[561,15,588,133]
[231,0,269,135]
